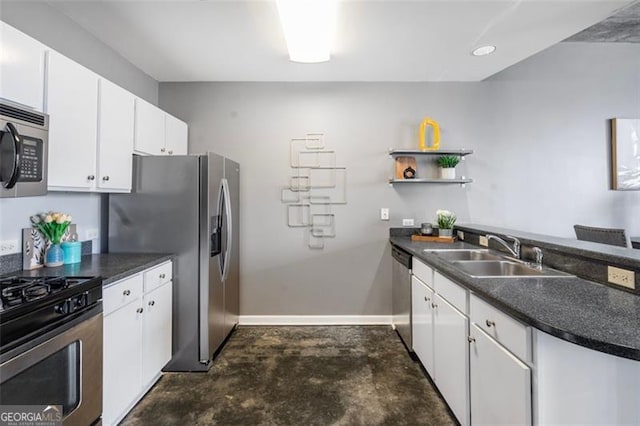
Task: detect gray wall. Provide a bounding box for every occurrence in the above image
[0,1,159,253]
[159,42,640,316]
[0,1,158,104]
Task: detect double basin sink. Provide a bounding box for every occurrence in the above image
[424,249,572,279]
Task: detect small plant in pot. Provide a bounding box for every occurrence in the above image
[437,155,460,179]
[436,210,456,238]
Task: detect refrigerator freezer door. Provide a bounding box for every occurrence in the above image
[223,157,240,337]
[109,155,204,371]
[199,153,225,362]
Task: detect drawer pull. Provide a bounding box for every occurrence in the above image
[160,147,166,153]
[424,296,430,302]
[159,273,166,279]
[102,176,110,181]
[486,319,495,327]
[468,336,476,343]
[431,303,438,309]
[136,307,144,314]
[123,290,131,296]
[148,300,155,306]
[88,175,95,181]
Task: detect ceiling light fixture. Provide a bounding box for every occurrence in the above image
[276,0,337,63]
[472,45,496,56]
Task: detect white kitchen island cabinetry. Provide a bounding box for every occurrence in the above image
[0,22,47,111]
[102,261,173,426]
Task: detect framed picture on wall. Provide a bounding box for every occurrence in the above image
[611,118,640,190]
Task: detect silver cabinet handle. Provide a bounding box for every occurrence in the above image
[168,150,173,155]
[88,175,95,181]
[486,320,495,327]
[123,289,131,296]
[431,303,437,309]
[160,147,166,153]
[136,307,144,314]
[102,176,110,181]
[468,336,476,343]
[424,296,430,302]
[159,273,166,279]
[148,300,155,306]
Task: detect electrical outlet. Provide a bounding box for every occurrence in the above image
[85,228,99,240]
[380,208,390,221]
[479,236,489,247]
[457,230,465,240]
[402,218,415,226]
[0,240,20,255]
[607,266,635,289]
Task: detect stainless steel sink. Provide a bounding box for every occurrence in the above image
[451,260,571,278]
[429,250,503,262]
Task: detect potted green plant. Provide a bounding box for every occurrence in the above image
[437,155,460,179]
[436,210,456,238]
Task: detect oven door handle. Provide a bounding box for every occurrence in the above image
[0,122,21,189]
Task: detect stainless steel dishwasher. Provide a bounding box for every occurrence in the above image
[391,245,412,351]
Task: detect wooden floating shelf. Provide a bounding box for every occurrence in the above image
[389,149,474,157]
[388,178,473,184]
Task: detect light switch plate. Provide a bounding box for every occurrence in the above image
[85,229,99,240]
[402,218,415,226]
[479,236,488,247]
[607,266,635,289]
[380,208,389,221]
[0,240,20,255]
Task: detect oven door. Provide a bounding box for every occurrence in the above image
[0,306,103,425]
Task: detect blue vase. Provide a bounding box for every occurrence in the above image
[45,244,65,267]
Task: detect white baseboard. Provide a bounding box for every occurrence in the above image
[238,315,393,326]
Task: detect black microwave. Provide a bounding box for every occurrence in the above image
[0,100,48,198]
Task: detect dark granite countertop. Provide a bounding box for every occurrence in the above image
[390,236,640,361]
[2,253,174,286]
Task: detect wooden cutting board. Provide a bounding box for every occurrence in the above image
[411,235,457,243]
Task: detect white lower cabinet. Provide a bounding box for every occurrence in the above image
[411,276,435,376]
[103,262,173,426]
[469,323,531,426]
[433,293,470,426]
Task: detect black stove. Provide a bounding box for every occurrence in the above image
[0,275,103,354]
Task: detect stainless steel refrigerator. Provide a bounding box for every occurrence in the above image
[108,153,239,372]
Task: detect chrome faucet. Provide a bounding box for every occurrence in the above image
[486,234,521,259]
[532,247,544,269]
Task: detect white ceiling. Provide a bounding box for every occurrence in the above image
[47,0,632,82]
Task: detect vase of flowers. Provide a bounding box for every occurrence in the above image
[436,209,456,238]
[31,212,73,267]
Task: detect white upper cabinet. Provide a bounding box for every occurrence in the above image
[165,113,188,155]
[0,22,46,111]
[97,79,134,192]
[134,98,166,156]
[45,50,98,190]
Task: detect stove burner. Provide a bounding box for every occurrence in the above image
[0,276,93,312]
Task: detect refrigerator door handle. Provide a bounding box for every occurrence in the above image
[221,177,232,282]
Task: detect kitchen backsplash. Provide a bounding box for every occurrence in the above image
[0,240,93,275]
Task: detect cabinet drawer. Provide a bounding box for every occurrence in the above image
[470,294,530,362]
[103,274,143,315]
[412,258,434,289]
[143,261,172,293]
[434,272,467,314]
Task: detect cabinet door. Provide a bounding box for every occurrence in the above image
[141,281,173,387]
[411,276,435,377]
[46,50,98,190]
[103,301,143,426]
[134,98,165,155]
[470,324,531,426]
[434,294,470,426]
[97,79,134,192]
[0,23,46,111]
[165,114,188,155]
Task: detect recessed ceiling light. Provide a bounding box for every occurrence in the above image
[472,45,496,56]
[276,0,337,63]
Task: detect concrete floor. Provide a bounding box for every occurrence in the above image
[122,326,456,425]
